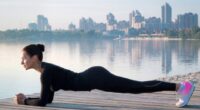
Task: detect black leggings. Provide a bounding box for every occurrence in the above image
[73,66,176,94]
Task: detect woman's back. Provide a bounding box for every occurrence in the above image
[41,62,78,91]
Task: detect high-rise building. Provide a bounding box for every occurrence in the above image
[145,17,161,34]
[79,17,95,32]
[176,13,198,30]
[79,17,106,32]
[117,20,129,31]
[28,23,38,31]
[46,24,51,31]
[28,15,51,31]
[106,13,117,31]
[68,23,76,31]
[37,15,45,31]
[37,15,51,31]
[107,13,117,25]
[161,3,172,30]
[129,10,144,29]
[95,23,106,32]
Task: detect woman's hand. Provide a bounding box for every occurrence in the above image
[13,93,26,105]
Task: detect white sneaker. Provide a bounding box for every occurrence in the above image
[176,81,195,107]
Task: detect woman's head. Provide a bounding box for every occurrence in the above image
[21,44,45,70]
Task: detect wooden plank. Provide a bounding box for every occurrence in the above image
[0,85,200,110]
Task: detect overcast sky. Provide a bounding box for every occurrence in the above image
[0,0,199,30]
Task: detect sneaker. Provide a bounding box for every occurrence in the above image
[176,81,195,107]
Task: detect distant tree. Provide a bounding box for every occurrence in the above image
[128,28,139,37]
[164,29,178,37]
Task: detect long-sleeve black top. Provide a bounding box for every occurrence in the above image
[24,62,78,106]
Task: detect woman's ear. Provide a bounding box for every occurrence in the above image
[32,55,39,61]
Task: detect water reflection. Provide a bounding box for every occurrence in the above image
[0,39,200,99]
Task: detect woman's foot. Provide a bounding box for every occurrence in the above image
[176,81,195,107]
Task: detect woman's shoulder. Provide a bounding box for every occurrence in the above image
[41,61,76,74]
[42,61,58,68]
[40,62,59,78]
[41,61,67,71]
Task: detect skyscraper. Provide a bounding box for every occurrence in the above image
[37,15,51,31]
[106,13,117,31]
[27,15,51,31]
[106,13,117,25]
[28,23,38,31]
[79,17,95,32]
[177,13,198,30]
[68,23,76,31]
[145,17,161,34]
[161,3,172,30]
[129,10,144,29]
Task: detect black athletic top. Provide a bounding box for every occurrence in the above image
[24,62,78,106]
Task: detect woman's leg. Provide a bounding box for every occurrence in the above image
[77,66,177,94]
[101,75,177,94]
[76,66,196,108]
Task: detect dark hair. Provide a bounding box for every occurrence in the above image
[23,44,45,61]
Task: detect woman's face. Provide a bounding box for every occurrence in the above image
[21,50,36,70]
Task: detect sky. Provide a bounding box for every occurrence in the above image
[0,0,200,30]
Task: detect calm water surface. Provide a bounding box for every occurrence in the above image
[0,39,200,99]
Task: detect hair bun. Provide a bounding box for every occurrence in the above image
[36,44,45,52]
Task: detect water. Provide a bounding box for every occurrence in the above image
[0,39,200,99]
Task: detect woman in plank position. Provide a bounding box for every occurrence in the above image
[14,44,195,108]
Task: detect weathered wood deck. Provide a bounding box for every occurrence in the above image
[0,85,200,110]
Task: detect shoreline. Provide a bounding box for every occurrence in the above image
[114,37,200,41]
[158,72,200,85]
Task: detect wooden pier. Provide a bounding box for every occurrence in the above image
[0,84,199,110]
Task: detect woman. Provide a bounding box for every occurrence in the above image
[14,44,195,108]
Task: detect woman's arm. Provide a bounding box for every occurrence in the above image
[24,90,54,105]
[24,72,54,106]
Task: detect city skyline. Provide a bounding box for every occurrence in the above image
[0,0,200,30]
